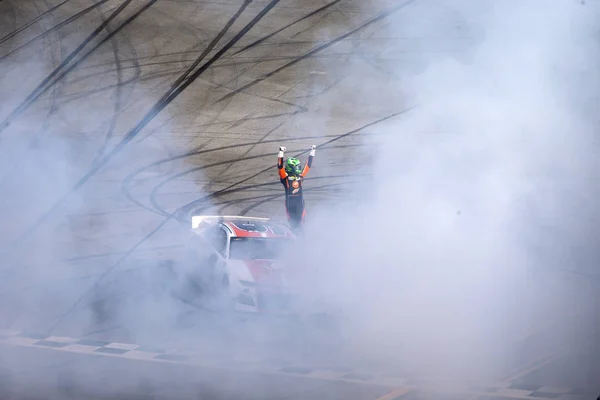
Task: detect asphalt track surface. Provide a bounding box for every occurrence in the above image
[0,0,598,399]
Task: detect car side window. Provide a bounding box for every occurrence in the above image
[207,227,227,257]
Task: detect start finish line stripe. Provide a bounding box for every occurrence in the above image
[0,329,592,400]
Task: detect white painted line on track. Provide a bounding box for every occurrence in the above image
[0,328,592,399]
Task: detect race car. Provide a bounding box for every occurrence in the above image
[181,215,296,314]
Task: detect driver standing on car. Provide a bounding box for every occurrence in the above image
[277,145,316,230]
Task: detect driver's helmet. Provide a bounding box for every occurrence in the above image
[285,157,302,176]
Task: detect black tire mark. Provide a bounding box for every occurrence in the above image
[149,144,365,217]
[66,59,188,84]
[209,47,336,102]
[214,0,421,105]
[233,0,344,55]
[126,0,254,145]
[139,109,410,219]
[71,49,229,71]
[147,120,288,215]
[60,81,307,152]
[198,119,287,191]
[0,0,71,45]
[173,111,303,131]
[151,0,253,115]
[40,177,359,304]
[180,109,414,214]
[207,52,324,106]
[76,43,422,74]
[110,8,316,148]
[89,3,134,167]
[73,49,315,73]
[288,5,338,40]
[267,50,345,101]
[0,0,138,133]
[218,180,360,216]
[182,174,365,219]
[120,117,381,206]
[126,47,304,147]
[0,0,113,63]
[49,57,405,333]
[56,53,341,105]
[183,48,247,150]
[0,1,16,37]
[0,0,168,132]
[0,0,179,253]
[287,75,346,102]
[50,66,183,106]
[334,7,401,79]
[40,0,284,335]
[122,3,276,155]
[62,244,183,263]
[130,83,308,146]
[19,0,72,152]
[121,134,346,214]
[148,152,278,217]
[209,183,323,214]
[16,0,288,124]
[29,0,69,149]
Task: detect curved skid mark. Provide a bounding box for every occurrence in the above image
[73,178,356,294]
[51,67,183,106]
[129,0,255,145]
[0,0,140,132]
[32,0,66,148]
[17,4,408,338]
[90,2,144,167]
[175,109,414,215]
[55,57,308,116]
[233,0,345,55]
[72,51,343,74]
[121,134,342,213]
[149,0,253,122]
[0,1,17,37]
[149,144,366,216]
[37,0,285,335]
[3,0,247,253]
[238,182,349,215]
[148,152,277,215]
[121,109,412,215]
[0,0,72,45]
[190,119,288,197]
[213,0,421,105]
[182,48,260,149]
[289,5,339,40]
[0,0,114,62]
[212,180,360,216]
[178,173,366,221]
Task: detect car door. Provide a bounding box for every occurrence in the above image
[203,225,229,283]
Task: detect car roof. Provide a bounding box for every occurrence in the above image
[222,221,294,238]
[191,215,295,238]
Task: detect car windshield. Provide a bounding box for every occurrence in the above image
[228,237,291,260]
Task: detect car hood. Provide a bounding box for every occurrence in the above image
[228,259,287,291]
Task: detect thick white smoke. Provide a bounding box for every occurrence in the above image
[290,0,600,383]
[0,0,217,342]
[1,0,599,396]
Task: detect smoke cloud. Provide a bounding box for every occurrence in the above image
[0,0,599,397]
[290,0,600,384]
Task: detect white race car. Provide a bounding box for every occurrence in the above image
[181,215,296,314]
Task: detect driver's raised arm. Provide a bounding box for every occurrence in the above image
[300,145,316,177]
[278,146,287,179]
